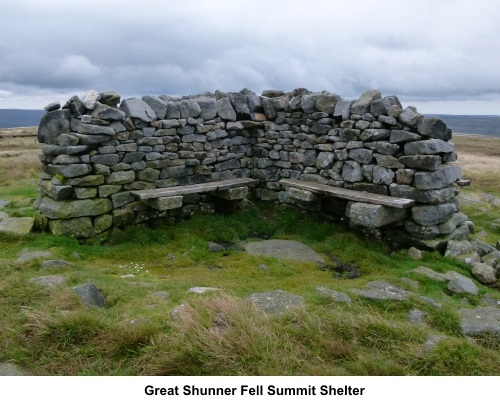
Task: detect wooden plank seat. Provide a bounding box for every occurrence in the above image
[131,177,259,211]
[279,178,415,209]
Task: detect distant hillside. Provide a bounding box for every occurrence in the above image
[1,109,499,137]
[0,109,44,128]
[427,114,500,137]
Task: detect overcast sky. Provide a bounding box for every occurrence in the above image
[1,0,499,114]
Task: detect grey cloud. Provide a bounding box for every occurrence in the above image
[1,0,500,113]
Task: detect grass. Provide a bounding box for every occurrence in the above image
[0,132,499,376]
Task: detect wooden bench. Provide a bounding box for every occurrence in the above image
[279,179,415,209]
[279,179,416,228]
[131,177,259,211]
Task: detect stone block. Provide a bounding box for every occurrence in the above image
[411,203,455,226]
[212,186,248,200]
[39,197,112,219]
[414,164,461,190]
[347,202,408,228]
[146,196,183,211]
[49,217,94,238]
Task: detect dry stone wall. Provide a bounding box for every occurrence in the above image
[35,88,468,250]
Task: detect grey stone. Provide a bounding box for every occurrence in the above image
[448,277,479,295]
[228,92,251,119]
[351,280,410,301]
[401,277,420,290]
[316,151,335,169]
[38,109,71,144]
[99,91,121,105]
[216,97,237,121]
[373,153,403,169]
[39,197,112,219]
[438,212,468,234]
[389,130,422,143]
[146,196,183,211]
[196,97,218,120]
[16,250,53,264]
[348,148,373,164]
[82,89,100,109]
[348,202,407,227]
[359,129,390,142]
[0,362,29,376]
[405,220,440,239]
[399,155,442,171]
[481,294,500,308]
[404,139,455,155]
[261,97,276,120]
[315,286,352,303]
[351,90,381,115]
[71,120,115,136]
[142,96,169,119]
[366,141,400,155]
[445,240,474,258]
[408,247,423,260]
[111,191,134,209]
[399,106,422,127]
[152,291,170,300]
[49,217,94,238]
[419,296,442,308]
[372,166,395,185]
[91,154,120,166]
[409,266,448,282]
[53,164,91,179]
[315,93,342,114]
[415,165,456,192]
[0,217,34,235]
[106,171,136,185]
[40,260,72,271]
[389,184,456,204]
[244,239,325,266]
[44,101,60,112]
[342,161,363,182]
[180,100,201,118]
[472,239,496,256]
[120,98,157,122]
[471,263,497,284]
[408,309,427,324]
[247,290,305,314]
[63,95,85,115]
[333,100,353,120]
[92,103,126,121]
[73,283,106,308]
[411,203,455,226]
[417,117,450,141]
[459,307,500,336]
[29,275,66,289]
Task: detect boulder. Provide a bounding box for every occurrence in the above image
[417,117,450,141]
[142,96,169,119]
[351,280,411,301]
[315,286,352,303]
[38,110,71,144]
[247,290,305,314]
[216,97,237,121]
[0,217,34,235]
[120,98,157,122]
[29,275,66,289]
[460,307,500,336]
[351,90,382,116]
[399,106,422,127]
[448,277,478,295]
[73,283,106,308]
[244,239,325,266]
[471,263,497,284]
